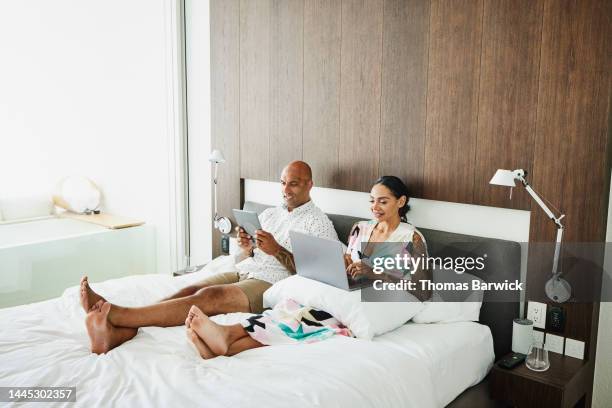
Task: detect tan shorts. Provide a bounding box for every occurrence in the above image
[198,272,271,314]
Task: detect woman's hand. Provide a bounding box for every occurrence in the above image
[346,260,375,280]
[343,254,353,270]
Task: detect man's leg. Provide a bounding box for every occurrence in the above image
[80,272,241,312]
[161,272,241,301]
[107,284,250,328]
[86,301,138,355]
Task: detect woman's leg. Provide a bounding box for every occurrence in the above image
[188,306,259,356]
[226,336,265,356]
[186,328,216,359]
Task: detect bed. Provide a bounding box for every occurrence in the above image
[0,202,521,407]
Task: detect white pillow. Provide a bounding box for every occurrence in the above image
[412,270,484,324]
[0,195,53,221]
[263,275,424,339]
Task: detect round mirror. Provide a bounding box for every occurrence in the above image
[53,176,102,214]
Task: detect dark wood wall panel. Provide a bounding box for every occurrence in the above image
[527,0,611,348]
[530,0,611,244]
[379,0,429,197]
[211,3,612,398]
[302,0,341,187]
[337,0,383,191]
[473,0,543,210]
[423,0,484,203]
[239,0,271,180]
[269,0,303,180]
[210,0,241,256]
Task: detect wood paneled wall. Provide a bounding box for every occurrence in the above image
[211,0,611,400]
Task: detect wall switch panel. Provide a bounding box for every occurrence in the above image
[565,338,585,359]
[533,329,545,344]
[546,306,566,332]
[221,235,230,254]
[527,301,547,329]
[544,333,564,354]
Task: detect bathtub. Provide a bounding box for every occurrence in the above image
[0,218,155,308]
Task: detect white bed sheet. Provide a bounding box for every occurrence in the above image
[0,257,492,408]
[374,321,494,406]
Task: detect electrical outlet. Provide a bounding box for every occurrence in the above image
[527,301,547,329]
[544,333,564,354]
[565,338,585,359]
[533,329,545,344]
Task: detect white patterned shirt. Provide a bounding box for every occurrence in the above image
[236,200,338,284]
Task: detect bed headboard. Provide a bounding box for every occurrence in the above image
[243,201,521,358]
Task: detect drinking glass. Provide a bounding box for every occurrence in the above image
[525,341,550,372]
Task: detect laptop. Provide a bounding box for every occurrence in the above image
[289,230,370,291]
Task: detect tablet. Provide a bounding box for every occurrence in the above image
[232,209,262,238]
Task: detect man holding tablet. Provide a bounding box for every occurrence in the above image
[79,160,337,354]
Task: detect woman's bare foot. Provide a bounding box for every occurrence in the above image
[185,305,198,328]
[80,276,106,312]
[189,306,231,356]
[186,328,216,359]
[85,302,137,354]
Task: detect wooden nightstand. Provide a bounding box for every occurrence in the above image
[489,352,588,407]
[172,264,205,277]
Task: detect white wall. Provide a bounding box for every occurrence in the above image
[185,0,212,266]
[0,0,186,274]
[594,170,612,407]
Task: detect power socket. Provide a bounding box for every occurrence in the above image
[527,301,547,329]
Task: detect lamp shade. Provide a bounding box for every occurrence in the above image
[208,149,226,164]
[489,169,517,187]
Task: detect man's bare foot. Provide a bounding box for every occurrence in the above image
[85,302,137,354]
[90,299,104,312]
[189,306,231,356]
[186,328,216,359]
[80,276,106,313]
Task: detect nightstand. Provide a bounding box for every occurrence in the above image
[172,264,205,277]
[489,352,587,407]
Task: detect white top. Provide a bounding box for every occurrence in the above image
[236,200,338,284]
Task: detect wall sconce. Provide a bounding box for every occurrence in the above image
[490,168,571,303]
[209,149,231,234]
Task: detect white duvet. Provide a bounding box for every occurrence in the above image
[0,257,490,408]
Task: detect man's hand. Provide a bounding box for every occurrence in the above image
[255,230,281,255]
[256,229,296,275]
[235,226,254,256]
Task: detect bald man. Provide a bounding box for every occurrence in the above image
[80,161,337,354]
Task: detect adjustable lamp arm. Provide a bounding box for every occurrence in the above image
[513,170,565,278]
[209,150,231,234]
[490,168,570,302]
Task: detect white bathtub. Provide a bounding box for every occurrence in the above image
[0,218,155,308]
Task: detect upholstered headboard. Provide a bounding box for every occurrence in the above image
[243,201,521,358]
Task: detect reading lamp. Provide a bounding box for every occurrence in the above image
[209,149,232,234]
[490,169,571,302]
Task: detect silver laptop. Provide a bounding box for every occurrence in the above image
[289,230,369,291]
